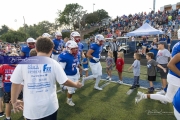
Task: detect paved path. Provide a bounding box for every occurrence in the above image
[83,71,162,89]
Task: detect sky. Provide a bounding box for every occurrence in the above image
[0,0,179,30]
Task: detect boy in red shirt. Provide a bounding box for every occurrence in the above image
[0,53,23,120]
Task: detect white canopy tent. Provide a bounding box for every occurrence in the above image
[126,23,164,36]
[126,23,164,52]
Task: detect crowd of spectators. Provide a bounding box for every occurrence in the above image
[97,8,180,39]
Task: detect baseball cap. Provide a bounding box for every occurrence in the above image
[157,41,167,46]
[27,38,36,43]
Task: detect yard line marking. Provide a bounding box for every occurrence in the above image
[100,82,110,88]
[56,89,62,93]
[126,89,134,95]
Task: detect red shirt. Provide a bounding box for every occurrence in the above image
[116,58,124,72]
[0,64,16,83]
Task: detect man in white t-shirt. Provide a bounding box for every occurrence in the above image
[10,37,82,120]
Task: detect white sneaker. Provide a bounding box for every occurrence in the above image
[67,99,75,106]
[106,76,110,79]
[94,86,103,90]
[135,91,145,104]
[117,80,123,84]
[108,78,112,81]
[81,77,85,86]
[156,90,165,95]
[160,100,167,104]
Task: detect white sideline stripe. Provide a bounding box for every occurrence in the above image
[56,89,62,93]
[100,82,110,88]
[126,89,134,95]
[101,79,159,91]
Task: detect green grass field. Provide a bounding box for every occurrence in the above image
[11,80,175,120]
[10,62,172,120]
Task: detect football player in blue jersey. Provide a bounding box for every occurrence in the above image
[70,31,84,78]
[81,34,105,90]
[52,32,64,61]
[135,41,180,104]
[58,40,79,106]
[21,38,36,57]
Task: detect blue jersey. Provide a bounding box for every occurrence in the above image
[89,43,102,63]
[77,42,84,64]
[169,41,180,78]
[21,46,31,57]
[59,51,78,76]
[52,39,64,55]
[82,58,88,69]
[173,88,180,113]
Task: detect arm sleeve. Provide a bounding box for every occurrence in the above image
[10,65,24,84]
[54,62,68,85]
[0,66,3,75]
[132,60,137,68]
[153,60,158,66]
[165,50,171,57]
[90,44,96,51]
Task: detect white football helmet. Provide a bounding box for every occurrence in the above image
[42,33,51,37]
[55,32,62,36]
[70,31,81,43]
[95,34,105,45]
[66,40,78,56]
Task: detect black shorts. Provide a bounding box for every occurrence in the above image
[4,91,23,103]
[26,110,57,120]
[148,76,156,81]
[158,64,168,79]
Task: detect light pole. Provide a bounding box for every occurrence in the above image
[23,16,26,34]
[93,3,95,12]
[14,19,17,30]
[153,0,156,12]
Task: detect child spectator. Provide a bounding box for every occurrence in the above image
[116,52,124,84]
[156,41,171,95]
[146,52,166,93]
[106,51,114,81]
[0,53,22,120]
[82,52,89,77]
[29,48,37,57]
[128,53,141,89]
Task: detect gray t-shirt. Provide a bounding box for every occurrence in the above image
[156,49,171,64]
[147,59,158,76]
[106,57,113,67]
[132,60,140,76]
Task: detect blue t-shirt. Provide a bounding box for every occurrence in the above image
[82,58,88,69]
[89,43,102,63]
[59,51,78,76]
[173,88,180,113]
[21,46,31,57]
[52,39,64,55]
[169,41,180,78]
